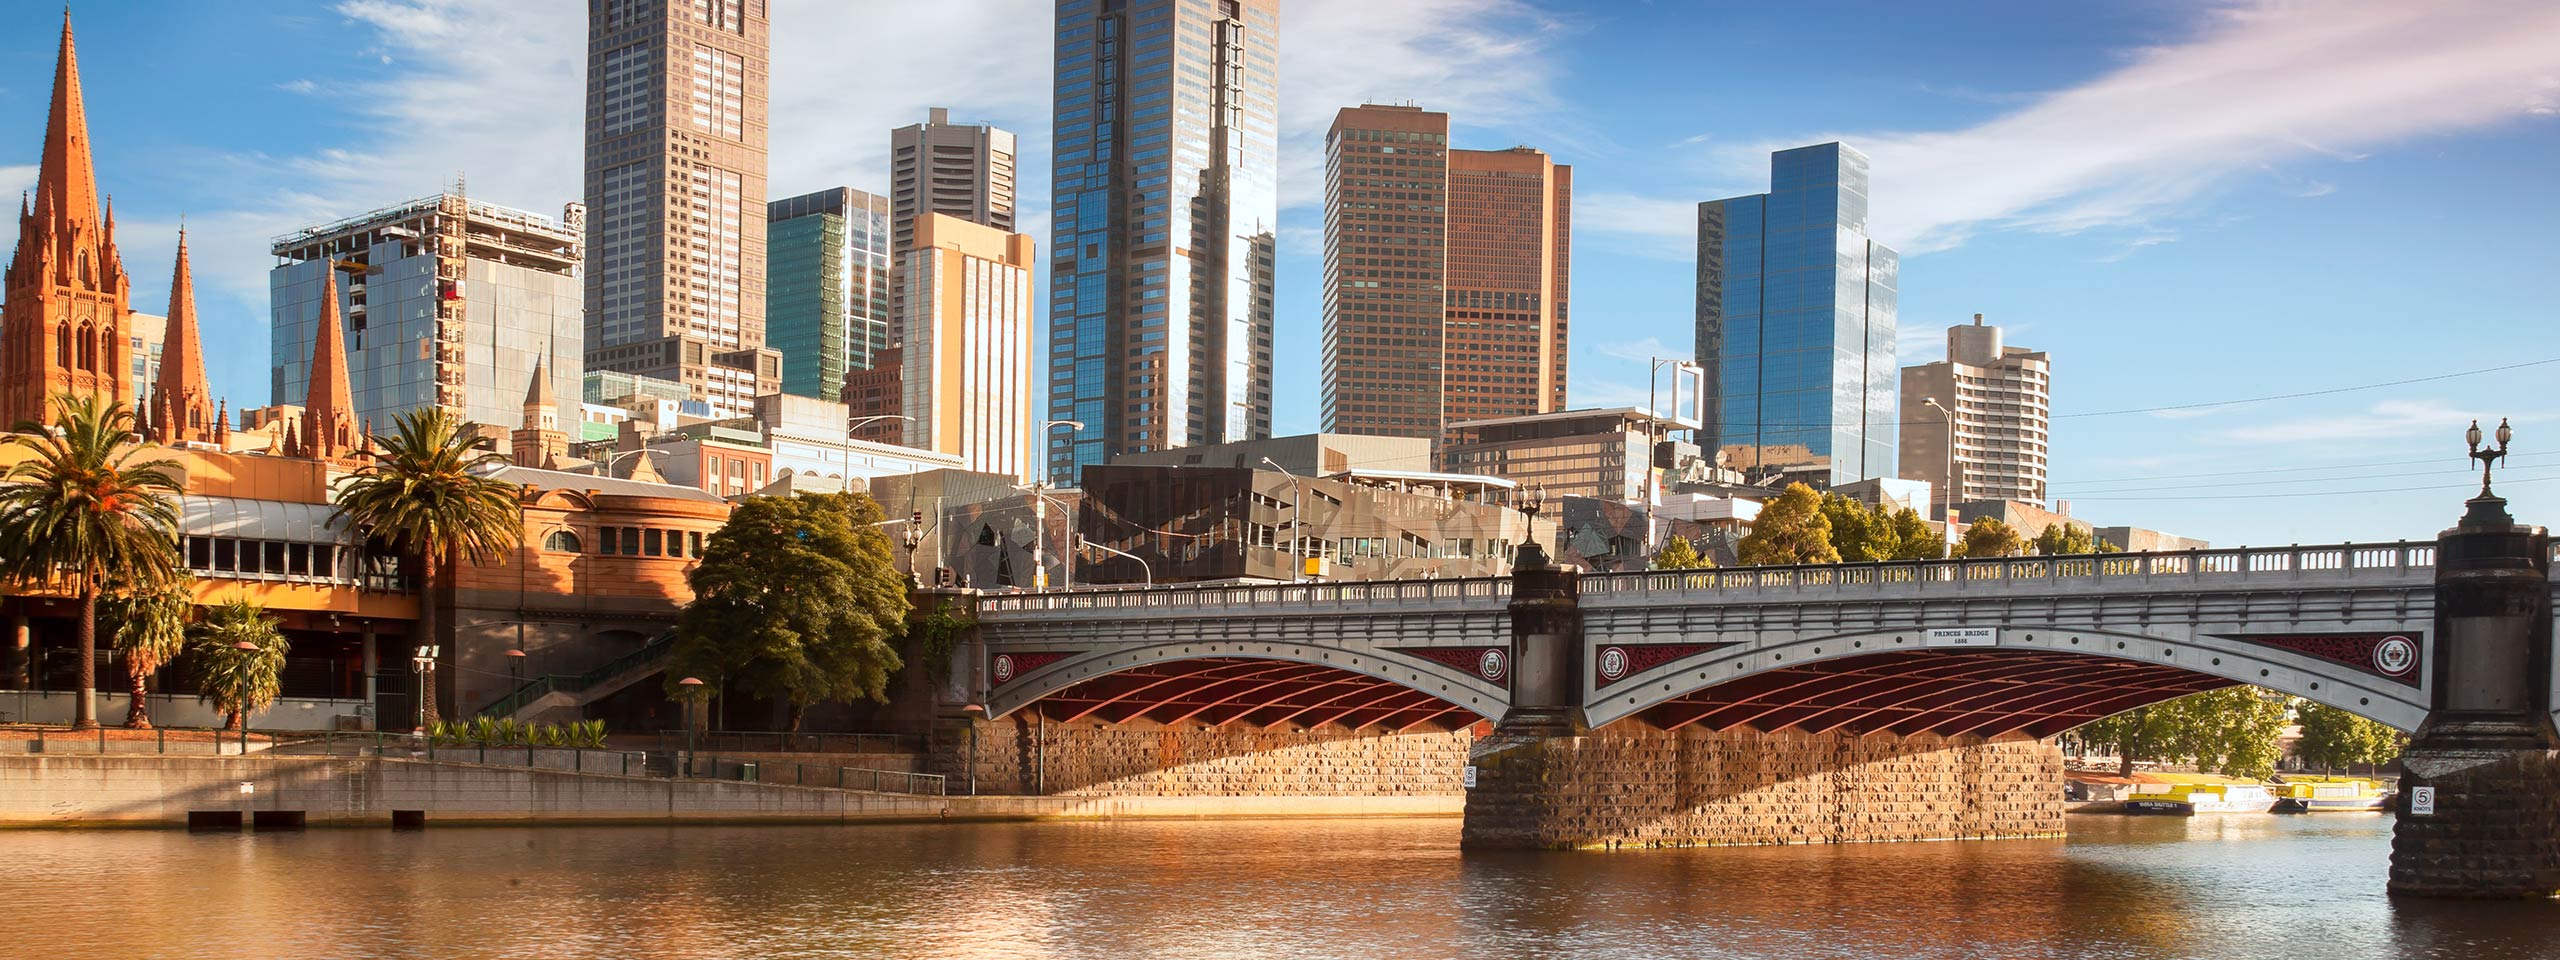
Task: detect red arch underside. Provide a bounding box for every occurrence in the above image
[1636,649,2234,739]
[1027,657,1488,732]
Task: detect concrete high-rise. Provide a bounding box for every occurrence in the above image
[582,0,776,419]
[1320,105,1571,451]
[903,214,1036,481]
[890,108,1015,333]
[1048,0,1279,485]
[1899,314,2050,504]
[271,195,583,432]
[1696,142,1899,486]
[766,187,892,402]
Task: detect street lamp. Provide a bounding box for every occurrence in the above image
[902,509,927,586]
[1515,482,1549,569]
[410,645,440,734]
[1042,419,1087,486]
[961,703,986,796]
[2467,417,2514,499]
[1078,534,1154,587]
[844,414,915,489]
[677,676,705,777]
[504,648,526,690]
[1924,397,1958,516]
[1012,483,1079,592]
[1260,456,1307,581]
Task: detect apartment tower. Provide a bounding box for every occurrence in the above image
[1899,314,2051,504]
[582,0,777,419]
[1696,142,1899,486]
[766,187,892,401]
[1048,0,1280,485]
[1320,105,1571,452]
[903,214,1037,481]
[890,108,1015,334]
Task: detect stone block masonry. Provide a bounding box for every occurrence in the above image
[934,714,1476,798]
[2390,745,2560,897]
[1463,723,2062,849]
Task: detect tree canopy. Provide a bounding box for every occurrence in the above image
[1886,507,1945,561]
[1956,517,2028,559]
[2293,700,2406,773]
[668,493,913,730]
[185,600,288,730]
[103,573,194,728]
[2072,686,2293,778]
[1651,535,1714,570]
[1737,484,1839,566]
[1818,492,1899,562]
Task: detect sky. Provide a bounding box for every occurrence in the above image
[2,0,2556,548]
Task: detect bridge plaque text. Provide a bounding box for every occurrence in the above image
[1924,628,2000,647]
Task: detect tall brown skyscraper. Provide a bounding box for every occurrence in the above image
[1320,105,1571,454]
[889,107,1015,337]
[582,0,778,419]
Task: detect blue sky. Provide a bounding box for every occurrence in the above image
[4,1,2556,547]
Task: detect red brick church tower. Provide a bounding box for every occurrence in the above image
[149,229,216,444]
[1,13,131,428]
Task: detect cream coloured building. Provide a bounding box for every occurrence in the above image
[902,213,1037,481]
[1899,314,2051,505]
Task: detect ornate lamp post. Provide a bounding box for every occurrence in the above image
[1924,397,1958,510]
[504,648,526,691]
[2467,417,2512,500]
[902,509,926,586]
[1516,481,1549,569]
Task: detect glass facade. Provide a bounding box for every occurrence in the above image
[766,187,893,401]
[1695,142,1898,486]
[1048,0,1279,486]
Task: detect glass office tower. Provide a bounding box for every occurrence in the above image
[1048,0,1279,486]
[1695,142,1898,486]
[767,187,893,401]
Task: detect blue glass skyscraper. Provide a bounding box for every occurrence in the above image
[1049,0,1279,486]
[1695,142,1899,486]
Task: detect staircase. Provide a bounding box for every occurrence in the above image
[480,631,676,722]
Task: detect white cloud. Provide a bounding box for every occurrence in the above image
[2212,400,2537,445]
[1645,0,2560,253]
[1593,336,1683,364]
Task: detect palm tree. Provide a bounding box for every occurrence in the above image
[0,396,184,730]
[185,600,287,730]
[102,572,194,728]
[330,408,520,728]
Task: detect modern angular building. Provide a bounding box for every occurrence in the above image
[1695,142,1899,486]
[766,187,892,401]
[904,214,1038,481]
[1320,105,1571,451]
[1048,0,1280,485]
[582,0,776,419]
[1899,314,2051,504]
[270,194,583,431]
[890,107,1016,332]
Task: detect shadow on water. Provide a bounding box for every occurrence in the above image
[7,815,2560,959]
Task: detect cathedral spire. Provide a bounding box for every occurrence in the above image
[301,269,359,461]
[153,228,213,444]
[34,11,99,246]
[1,8,132,429]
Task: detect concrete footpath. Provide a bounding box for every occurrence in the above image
[0,756,1461,828]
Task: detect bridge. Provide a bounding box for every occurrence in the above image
[973,540,2489,737]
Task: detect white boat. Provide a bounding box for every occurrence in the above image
[2122,782,2277,815]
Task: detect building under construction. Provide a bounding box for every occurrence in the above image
[270,193,584,432]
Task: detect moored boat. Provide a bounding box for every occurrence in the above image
[2122,782,2278,815]
[2270,776,2392,813]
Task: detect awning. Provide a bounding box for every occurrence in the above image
[178,495,357,545]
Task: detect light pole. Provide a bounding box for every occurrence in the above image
[410,645,439,734]
[1647,358,1703,552]
[2467,417,2513,499]
[504,648,526,692]
[844,414,914,489]
[676,676,704,777]
[1515,481,1548,568]
[597,447,664,480]
[962,702,985,796]
[1042,418,1087,488]
[1924,397,1958,519]
[1029,420,1087,591]
[1077,535,1154,587]
[902,509,926,586]
[1260,456,1308,581]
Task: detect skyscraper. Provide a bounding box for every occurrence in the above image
[582,0,777,419]
[1900,314,2050,504]
[270,194,583,432]
[1696,142,1899,486]
[766,187,892,401]
[903,213,1037,480]
[1048,0,1279,485]
[2,15,131,429]
[1320,106,1571,451]
[890,107,1015,333]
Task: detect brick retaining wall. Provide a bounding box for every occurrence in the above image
[935,715,1477,797]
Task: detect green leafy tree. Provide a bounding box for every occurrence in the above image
[2034,523,2097,556]
[2294,700,2408,774]
[2073,686,2292,778]
[330,408,521,728]
[1887,508,1945,561]
[1819,493,1901,562]
[101,573,194,728]
[1956,517,2027,559]
[1737,484,1839,566]
[185,600,288,730]
[668,493,912,732]
[0,396,184,730]
[1651,535,1715,570]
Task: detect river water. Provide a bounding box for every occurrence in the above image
[10,814,2560,959]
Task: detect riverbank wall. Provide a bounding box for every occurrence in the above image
[0,755,1458,828]
[933,715,1476,798]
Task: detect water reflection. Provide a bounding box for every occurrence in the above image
[7,815,2558,959]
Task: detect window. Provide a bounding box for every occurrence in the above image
[287,543,311,576]
[543,530,583,553]
[689,532,705,556]
[188,536,211,570]
[264,542,287,574]
[600,527,620,554]
[645,529,664,556]
[621,527,641,556]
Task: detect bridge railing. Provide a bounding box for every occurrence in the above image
[1581,541,2440,597]
[976,575,1510,616]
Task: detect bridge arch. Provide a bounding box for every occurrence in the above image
[982,640,1508,731]
[1583,624,2427,736]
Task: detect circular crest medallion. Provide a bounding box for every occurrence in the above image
[993,654,1016,683]
[1477,649,1507,682]
[1598,646,1629,682]
[2373,636,2417,677]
